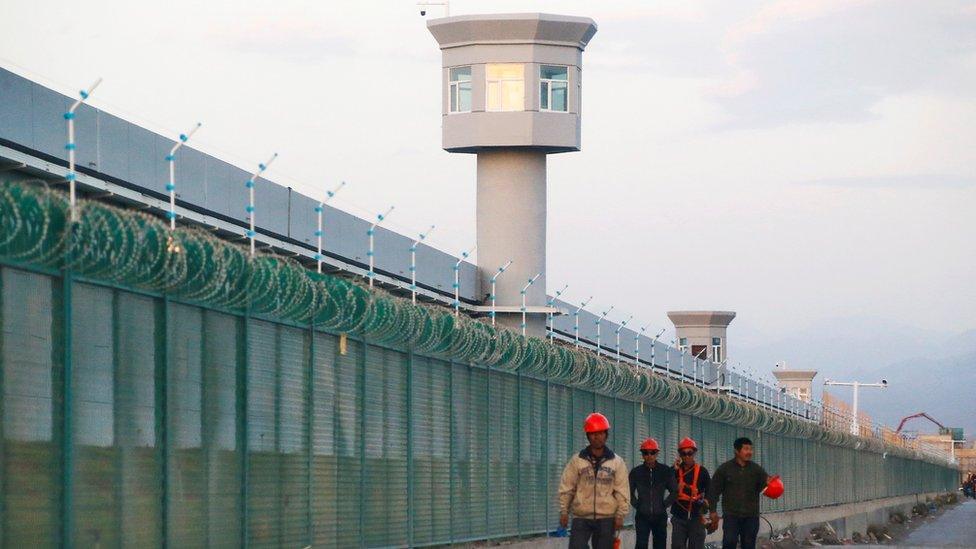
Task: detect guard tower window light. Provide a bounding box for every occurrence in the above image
[449,66,472,113]
[678,337,688,352]
[486,63,525,111]
[540,65,568,112]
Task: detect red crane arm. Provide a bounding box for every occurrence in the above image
[895,412,946,434]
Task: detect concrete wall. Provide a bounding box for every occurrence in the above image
[495,492,944,548]
[0,67,481,301]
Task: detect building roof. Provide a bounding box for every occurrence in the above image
[427,13,597,49]
[773,370,819,381]
[666,311,737,327]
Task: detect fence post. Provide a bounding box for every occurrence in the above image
[406,351,414,547]
[359,338,367,547]
[448,360,454,545]
[239,309,250,549]
[60,271,74,548]
[306,324,314,546]
[543,374,549,534]
[159,297,170,549]
[273,327,283,547]
[201,310,213,545]
[0,271,4,549]
[516,368,521,537]
[485,363,491,534]
[111,292,123,546]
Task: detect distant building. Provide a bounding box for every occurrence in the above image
[666,311,735,363]
[772,364,818,402]
[956,446,976,482]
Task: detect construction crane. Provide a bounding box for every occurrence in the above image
[895,412,946,435]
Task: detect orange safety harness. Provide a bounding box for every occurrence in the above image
[675,464,702,515]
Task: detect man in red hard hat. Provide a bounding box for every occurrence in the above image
[558,412,630,549]
[670,437,711,549]
[706,437,773,549]
[629,438,676,549]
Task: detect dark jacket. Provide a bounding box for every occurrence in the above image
[707,459,769,518]
[670,463,711,518]
[629,461,677,517]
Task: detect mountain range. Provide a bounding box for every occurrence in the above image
[732,317,976,442]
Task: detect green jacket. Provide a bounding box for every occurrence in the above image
[707,459,769,517]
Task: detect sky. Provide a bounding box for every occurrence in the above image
[2,0,975,352]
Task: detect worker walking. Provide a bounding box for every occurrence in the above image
[630,438,677,549]
[963,471,975,499]
[707,437,781,549]
[559,412,630,549]
[670,437,711,549]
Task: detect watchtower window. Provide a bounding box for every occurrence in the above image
[449,66,472,113]
[486,63,525,111]
[540,65,568,112]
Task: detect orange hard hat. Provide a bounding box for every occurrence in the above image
[584,412,611,433]
[640,438,660,451]
[763,475,784,499]
[678,437,698,451]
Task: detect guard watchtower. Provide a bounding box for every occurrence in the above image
[427,13,598,335]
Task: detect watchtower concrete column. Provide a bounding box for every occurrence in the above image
[476,150,547,322]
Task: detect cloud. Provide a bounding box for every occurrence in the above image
[799,174,976,189]
[724,0,879,46]
[711,0,976,127]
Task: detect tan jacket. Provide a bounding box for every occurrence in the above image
[559,447,630,520]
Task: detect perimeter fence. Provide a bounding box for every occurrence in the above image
[0,180,958,547]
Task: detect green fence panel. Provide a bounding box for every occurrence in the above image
[246,319,282,547]
[246,320,310,547]
[451,363,488,541]
[0,269,61,548]
[204,310,244,548]
[363,345,408,548]
[0,265,962,547]
[547,383,572,532]
[70,284,164,547]
[333,337,363,547]
[310,331,337,546]
[517,375,547,534]
[168,303,206,547]
[410,355,452,545]
[70,282,116,546]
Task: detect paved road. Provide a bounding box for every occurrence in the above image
[894,499,976,548]
[857,499,976,548]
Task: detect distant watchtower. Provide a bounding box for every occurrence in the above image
[427,13,598,335]
[772,364,818,402]
[667,311,736,363]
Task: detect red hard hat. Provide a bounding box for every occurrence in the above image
[678,437,698,451]
[584,412,611,433]
[640,438,660,451]
[763,475,784,499]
